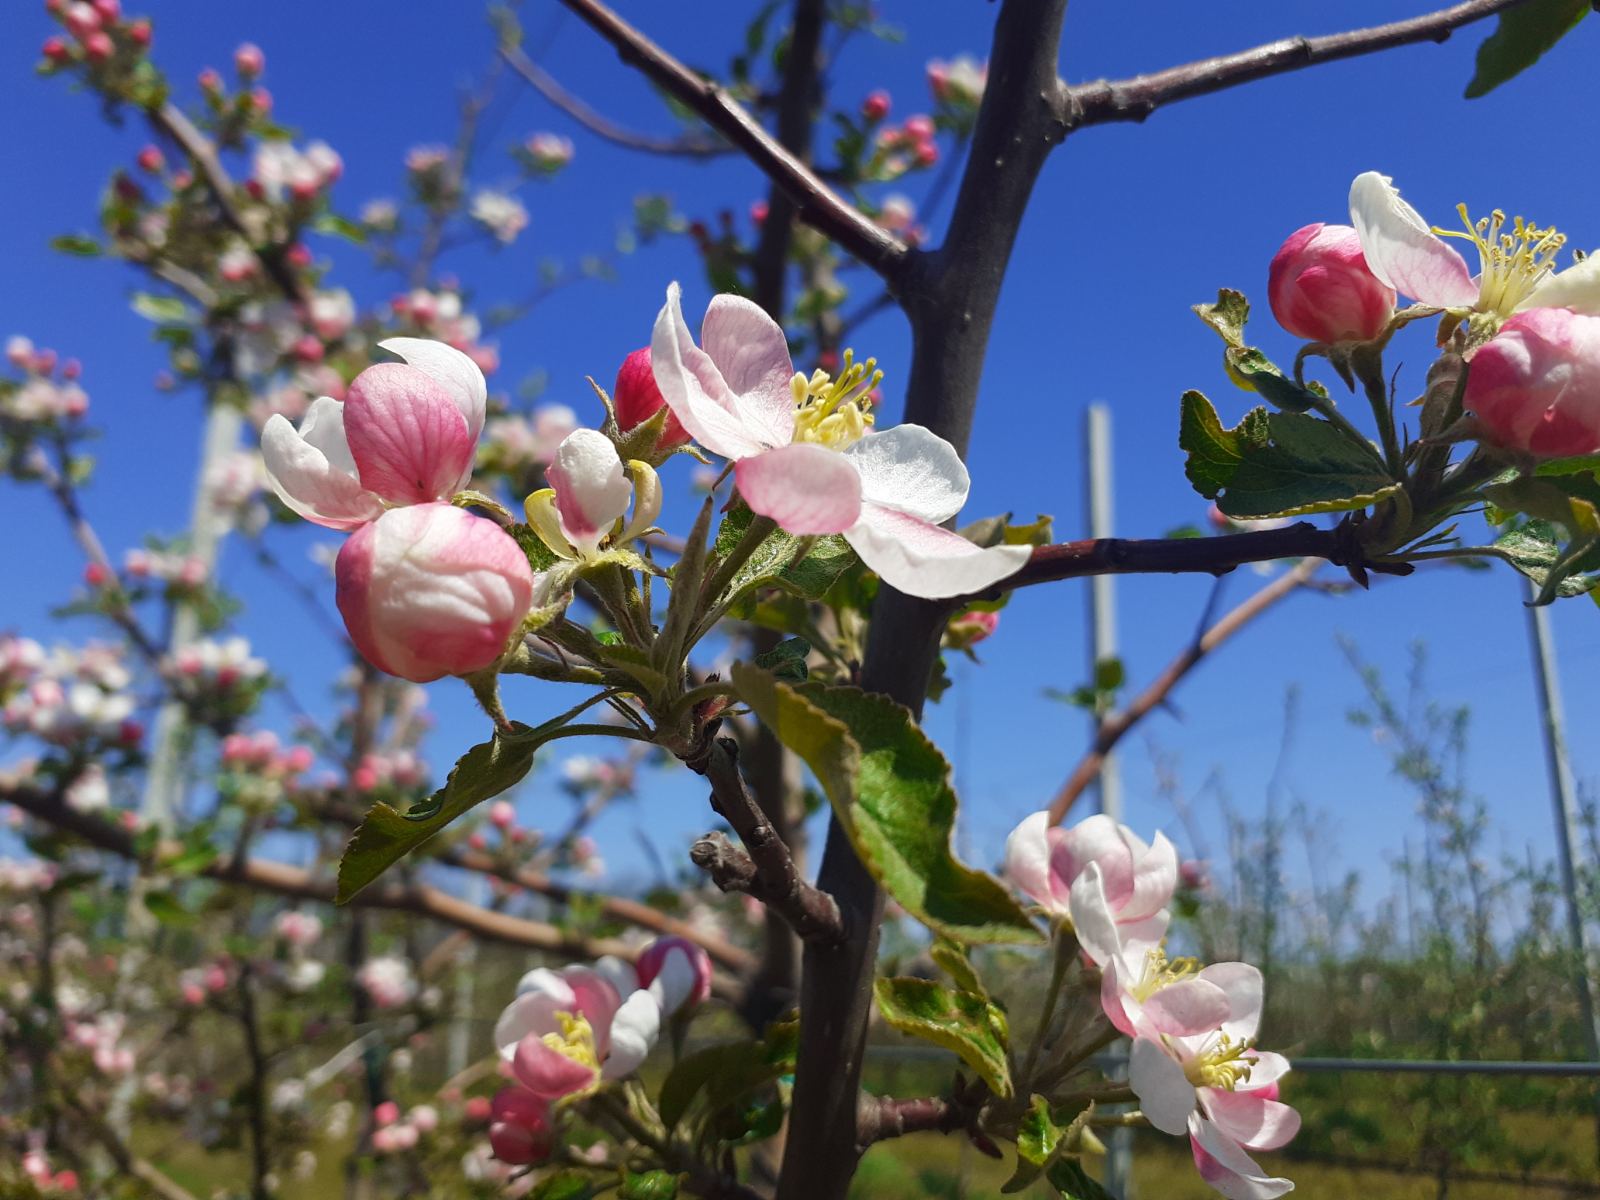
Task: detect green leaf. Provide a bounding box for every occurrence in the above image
[1179,390,1399,519]
[528,1173,597,1200]
[1046,1158,1113,1200]
[50,234,101,257]
[657,1020,797,1131]
[131,292,191,324]
[713,501,857,608]
[1465,0,1587,98]
[1003,1095,1066,1192]
[596,642,671,693]
[1225,346,1320,414]
[507,521,563,573]
[337,699,602,902]
[1491,519,1600,601]
[732,665,1039,945]
[873,977,1012,1098]
[1193,288,1250,349]
[143,889,198,928]
[929,938,984,995]
[619,1171,679,1200]
[752,636,810,682]
[312,212,368,243]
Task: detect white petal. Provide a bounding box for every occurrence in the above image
[1523,257,1600,315]
[601,989,661,1079]
[700,294,797,449]
[260,409,383,531]
[646,950,699,1016]
[735,443,863,535]
[592,955,641,1000]
[493,990,563,1060]
[1122,830,1179,922]
[379,337,487,443]
[1197,962,1265,1044]
[547,429,631,554]
[1202,1089,1301,1152]
[650,283,769,460]
[1067,862,1122,967]
[1349,172,1477,307]
[1190,1113,1297,1199]
[1002,811,1058,911]
[843,425,970,524]
[1130,1036,1198,1136]
[844,502,1030,599]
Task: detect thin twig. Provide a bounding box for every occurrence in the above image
[1062,0,1533,129]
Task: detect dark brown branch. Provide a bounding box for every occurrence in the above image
[688,737,843,944]
[1063,0,1532,129]
[857,1095,963,1145]
[502,45,731,157]
[555,0,908,280]
[146,102,308,306]
[1048,556,1326,823]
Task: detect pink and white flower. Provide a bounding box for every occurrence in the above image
[1003,812,1177,957]
[492,964,662,1102]
[261,338,486,531]
[335,503,535,683]
[488,1086,554,1165]
[1267,223,1394,343]
[635,935,713,1016]
[1348,171,1600,320]
[650,284,1030,598]
[521,428,660,564]
[1462,306,1600,458]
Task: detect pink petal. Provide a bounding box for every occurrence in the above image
[260,407,384,531]
[344,363,475,505]
[843,425,971,524]
[1130,1035,1198,1136]
[1246,1051,1292,1091]
[1189,1113,1296,1199]
[1067,862,1121,968]
[547,429,631,554]
[650,283,770,460]
[700,294,797,449]
[1197,962,1265,1044]
[1059,814,1135,908]
[735,443,863,535]
[1143,977,1232,1037]
[1202,1089,1301,1152]
[559,965,622,1057]
[844,502,1030,599]
[1122,830,1180,922]
[379,337,488,445]
[511,1033,598,1101]
[1099,958,1138,1037]
[1002,811,1061,912]
[1349,172,1477,308]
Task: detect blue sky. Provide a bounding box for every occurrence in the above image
[3,1,1598,911]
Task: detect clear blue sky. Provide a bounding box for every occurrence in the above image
[3,1,1597,910]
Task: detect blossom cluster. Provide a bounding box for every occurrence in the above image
[488,935,712,1165]
[3,336,88,425]
[356,953,418,1010]
[1,636,139,751]
[163,635,268,713]
[1006,812,1299,1199]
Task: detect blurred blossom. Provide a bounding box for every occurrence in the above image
[470,190,530,245]
[357,954,418,1008]
[523,132,575,173]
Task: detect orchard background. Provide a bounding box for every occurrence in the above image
[3,0,1600,1197]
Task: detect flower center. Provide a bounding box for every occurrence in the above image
[1128,946,1199,1004]
[1181,1033,1257,1091]
[791,350,881,450]
[541,1010,601,1097]
[1435,204,1566,317]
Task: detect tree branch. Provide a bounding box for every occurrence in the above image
[688,737,843,945]
[1063,0,1532,129]
[502,45,731,157]
[1048,556,1327,823]
[555,0,908,280]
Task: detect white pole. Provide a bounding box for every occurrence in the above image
[1086,403,1133,1196]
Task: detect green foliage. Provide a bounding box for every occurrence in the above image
[873,977,1012,1098]
[1180,390,1399,518]
[929,938,985,995]
[619,1171,679,1200]
[1002,1095,1066,1192]
[1465,0,1588,98]
[732,664,1040,944]
[1045,1158,1113,1199]
[752,636,810,682]
[1489,518,1600,601]
[130,292,191,324]
[49,233,101,257]
[312,212,367,243]
[529,1174,598,1200]
[712,500,857,610]
[656,1020,798,1132]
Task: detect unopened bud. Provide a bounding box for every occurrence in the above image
[1267,223,1395,344]
[234,42,264,80]
[861,89,891,121]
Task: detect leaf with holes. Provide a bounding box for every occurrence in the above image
[874,977,1012,1098]
[733,666,1039,945]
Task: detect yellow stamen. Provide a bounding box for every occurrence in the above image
[1435,203,1567,318]
[542,1010,602,1100]
[1181,1033,1257,1092]
[1128,946,1200,1004]
[792,348,882,450]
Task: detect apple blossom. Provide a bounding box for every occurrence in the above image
[861,89,891,121]
[335,503,536,684]
[262,337,486,530]
[613,347,690,449]
[523,132,575,172]
[522,428,661,565]
[1348,171,1600,321]
[1003,811,1177,958]
[650,283,1030,598]
[493,964,663,1102]
[1267,223,1395,343]
[635,935,713,1016]
[1462,306,1600,458]
[479,404,579,473]
[356,955,417,1009]
[234,41,264,79]
[470,189,530,245]
[488,1086,554,1165]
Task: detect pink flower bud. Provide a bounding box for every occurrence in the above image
[914,141,938,167]
[373,1100,400,1128]
[83,30,112,63]
[861,90,891,122]
[614,347,689,448]
[1465,307,1600,458]
[464,1094,492,1122]
[83,562,109,588]
[198,67,221,93]
[248,87,272,114]
[488,1087,553,1165]
[903,114,935,142]
[91,0,119,21]
[136,145,163,173]
[126,17,150,47]
[65,3,100,39]
[636,935,713,1015]
[42,36,71,64]
[489,800,515,830]
[1267,223,1395,344]
[234,42,264,79]
[285,242,311,268]
[292,335,324,363]
[335,504,536,683]
[749,199,769,225]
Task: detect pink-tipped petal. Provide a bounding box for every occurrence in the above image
[1197,962,1265,1044]
[511,1033,598,1101]
[344,363,475,505]
[260,407,384,531]
[379,336,488,443]
[735,443,863,535]
[1349,172,1477,308]
[1002,811,1060,912]
[1059,814,1136,907]
[1202,1090,1302,1153]
[1190,1114,1296,1199]
[1130,1036,1198,1136]
[700,294,797,449]
[843,425,970,524]
[1067,862,1121,968]
[1245,1051,1292,1091]
[1142,977,1233,1037]
[547,429,632,554]
[650,283,769,459]
[845,502,1030,599]
[558,966,623,1056]
[494,989,565,1060]
[1123,830,1180,922]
